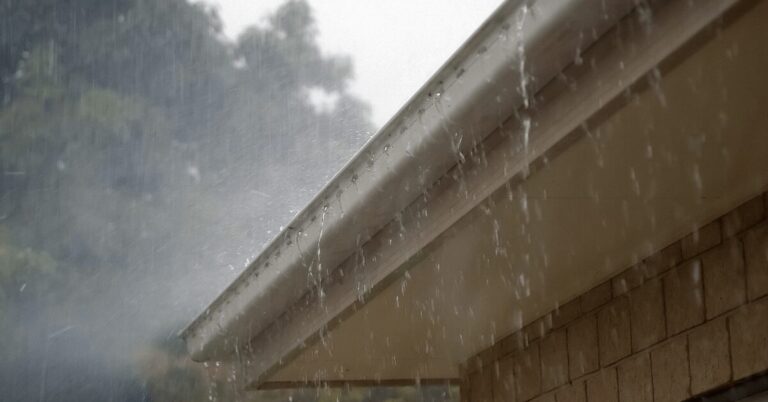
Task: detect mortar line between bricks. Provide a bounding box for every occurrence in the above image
[660,270,670,349]
[627,296,634,365]
[649,346,657,402]
[701,256,710,326]
[726,314,735,385]
[684,328,693,399]
[564,327,571,398]
[596,308,605,369]
[738,232,750,301]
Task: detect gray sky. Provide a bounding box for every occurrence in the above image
[203,0,503,125]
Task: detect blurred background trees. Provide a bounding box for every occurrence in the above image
[0,0,454,400]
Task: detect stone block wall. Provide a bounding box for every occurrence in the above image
[461,193,768,401]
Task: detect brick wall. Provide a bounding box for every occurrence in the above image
[461,192,768,402]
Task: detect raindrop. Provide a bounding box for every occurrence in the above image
[648,67,668,108]
[515,5,531,108]
[493,219,506,256]
[692,164,703,191]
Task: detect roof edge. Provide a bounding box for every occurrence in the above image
[181,0,638,361]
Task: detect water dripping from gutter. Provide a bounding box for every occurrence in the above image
[516,4,531,109]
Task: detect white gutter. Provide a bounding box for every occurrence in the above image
[181,0,637,361]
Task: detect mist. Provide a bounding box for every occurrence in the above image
[0,0,375,400]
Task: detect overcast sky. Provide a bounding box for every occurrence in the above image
[203,0,503,126]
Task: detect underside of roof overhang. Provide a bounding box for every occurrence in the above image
[184,0,768,391]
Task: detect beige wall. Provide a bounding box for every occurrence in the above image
[461,193,768,401]
[264,0,768,388]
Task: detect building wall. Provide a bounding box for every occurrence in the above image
[461,192,768,401]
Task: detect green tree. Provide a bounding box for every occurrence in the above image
[0,0,454,401]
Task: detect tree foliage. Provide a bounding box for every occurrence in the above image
[0,0,457,400]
